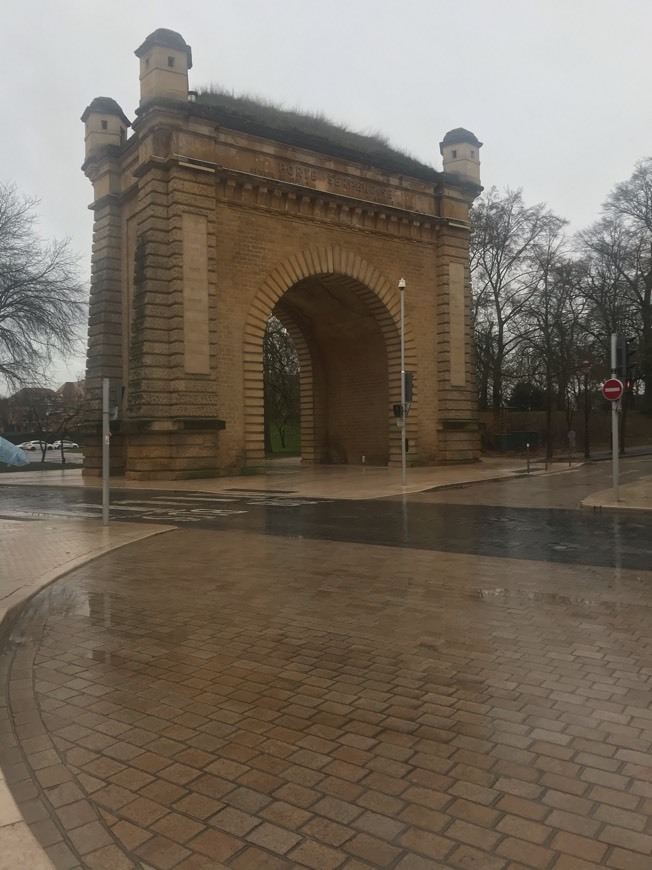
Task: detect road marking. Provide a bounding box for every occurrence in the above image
[3,509,100,519]
[113,497,236,505]
[76,502,246,517]
[247,498,322,506]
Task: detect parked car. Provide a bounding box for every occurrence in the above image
[18,440,54,451]
[51,440,80,450]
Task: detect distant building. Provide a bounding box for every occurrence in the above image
[1,388,56,431]
[0,383,85,434]
[57,381,85,402]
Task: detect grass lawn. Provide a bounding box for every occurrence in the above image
[268,422,300,455]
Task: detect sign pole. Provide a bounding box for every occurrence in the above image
[610,334,619,503]
[102,377,110,525]
[399,278,407,488]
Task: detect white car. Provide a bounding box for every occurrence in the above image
[51,440,80,450]
[18,441,54,451]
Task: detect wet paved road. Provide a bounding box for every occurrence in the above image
[2,468,652,868]
[2,477,652,571]
[415,456,652,510]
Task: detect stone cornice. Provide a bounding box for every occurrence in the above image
[82,136,138,182]
[87,193,121,213]
[211,162,442,224]
[81,144,123,176]
[130,153,460,241]
[126,153,477,242]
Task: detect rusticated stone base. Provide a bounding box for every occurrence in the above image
[82,420,226,480]
[81,431,126,477]
[437,423,482,463]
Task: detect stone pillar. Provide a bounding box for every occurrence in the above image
[127,165,173,422]
[166,165,219,421]
[82,195,126,475]
[81,98,131,476]
[433,129,483,462]
[120,156,225,479]
[435,199,481,461]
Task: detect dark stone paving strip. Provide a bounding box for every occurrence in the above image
[0,608,137,869]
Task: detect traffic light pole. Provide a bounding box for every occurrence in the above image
[610,334,619,503]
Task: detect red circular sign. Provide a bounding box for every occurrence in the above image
[602,378,624,401]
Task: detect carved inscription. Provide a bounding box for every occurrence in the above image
[278,161,394,205]
[182,213,210,375]
[278,162,318,184]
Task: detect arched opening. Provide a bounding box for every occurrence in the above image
[275,274,390,465]
[263,315,300,456]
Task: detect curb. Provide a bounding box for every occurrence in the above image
[580,499,652,514]
[0,521,176,870]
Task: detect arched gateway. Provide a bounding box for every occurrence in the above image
[81,29,483,480]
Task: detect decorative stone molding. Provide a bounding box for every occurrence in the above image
[243,245,417,465]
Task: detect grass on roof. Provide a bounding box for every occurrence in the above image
[195,88,438,177]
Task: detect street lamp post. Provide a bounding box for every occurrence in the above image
[398,278,407,487]
[102,377,110,525]
[582,359,590,459]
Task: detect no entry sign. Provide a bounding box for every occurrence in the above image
[602,378,624,401]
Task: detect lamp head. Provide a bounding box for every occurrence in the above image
[398,278,406,290]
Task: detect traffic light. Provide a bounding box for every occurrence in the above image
[625,338,638,389]
[109,384,126,421]
[404,372,413,402]
[393,403,403,418]
[615,334,627,378]
[615,335,638,386]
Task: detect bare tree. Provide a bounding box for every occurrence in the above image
[578,218,635,356]
[0,182,86,389]
[51,384,87,464]
[8,388,57,462]
[263,316,300,452]
[526,246,587,457]
[579,159,652,411]
[470,188,561,414]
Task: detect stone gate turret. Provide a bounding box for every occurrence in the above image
[134,27,192,105]
[81,97,130,161]
[439,128,482,184]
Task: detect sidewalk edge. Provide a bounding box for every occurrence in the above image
[0,522,176,869]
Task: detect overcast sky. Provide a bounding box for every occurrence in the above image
[3,0,652,386]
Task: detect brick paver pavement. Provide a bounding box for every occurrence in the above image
[2,527,652,868]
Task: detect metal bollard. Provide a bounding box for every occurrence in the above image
[526,443,530,474]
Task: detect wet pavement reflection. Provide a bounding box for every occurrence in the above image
[3,524,652,868]
[2,483,652,572]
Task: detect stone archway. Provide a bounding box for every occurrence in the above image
[81,28,483,480]
[244,245,416,466]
